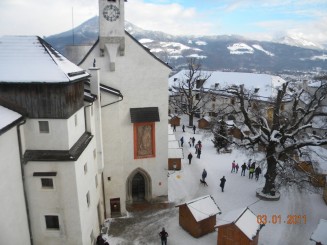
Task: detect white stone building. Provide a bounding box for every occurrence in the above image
[72,0,171,216]
[0,106,31,245]
[0,36,104,245]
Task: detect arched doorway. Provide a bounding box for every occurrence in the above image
[126,168,152,204]
[132,173,145,202]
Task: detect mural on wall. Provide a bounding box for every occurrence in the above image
[134,122,155,158]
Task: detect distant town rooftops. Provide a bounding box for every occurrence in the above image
[169,70,287,100]
[0,36,89,83]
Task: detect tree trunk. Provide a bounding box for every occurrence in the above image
[188,113,194,127]
[262,144,278,195]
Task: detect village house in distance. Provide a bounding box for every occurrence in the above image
[67,0,172,216]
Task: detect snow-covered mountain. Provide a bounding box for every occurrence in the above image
[46,16,327,73]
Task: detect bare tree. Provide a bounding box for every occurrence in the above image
[170,58,211,126]
[217,79,327,195]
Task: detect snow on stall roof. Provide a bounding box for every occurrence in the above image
[0,36,89,83]
[179,195,221,222]
[168,134,177,142]
[216,207,260,241]
[310,219,327,244]
[0,106,22,130]
[169,70,286,100]
[168,140,179,149]
[168,148,184,159]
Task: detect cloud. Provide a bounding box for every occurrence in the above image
[0,0,97,36]
[125,0,216,36]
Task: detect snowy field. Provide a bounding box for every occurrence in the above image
[107,118,327,245]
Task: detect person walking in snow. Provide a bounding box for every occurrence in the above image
[220,176,226,192]
[202,169,207,182]
[247,159,252,170]
[180,136,184,147]
[188,152,193,164]
[241,162,247,176]
[249,165,255,179]
[192,137,195,146]
[188,138,192,147]
[255,166,262,181]
[193,125,196,134]
[195,143,199,154]
[235,163,239,173]
[197,148,202,159]
[159,227,168,245]
[173,124,176,132]
[182,124,185,132]
[231,160,236,173]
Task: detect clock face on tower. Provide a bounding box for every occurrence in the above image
[103,4,120,22]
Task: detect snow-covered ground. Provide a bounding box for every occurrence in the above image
[106,116,327,245]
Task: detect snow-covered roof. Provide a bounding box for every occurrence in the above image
[168,134,177,142]
[168,140,179,148]
[310,219,327,244]
[198,116,211,122]
[168,148,184,159]
[0,106,23,132]
[178,195,221,222]
[0,36,89,83]
[168,125,174,135]
[216,207,260,241]
[169,70,286,100]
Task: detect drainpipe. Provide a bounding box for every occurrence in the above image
[17,119,33,245]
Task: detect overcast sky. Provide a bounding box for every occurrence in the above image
[0,0,327,45]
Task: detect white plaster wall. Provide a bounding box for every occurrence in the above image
[24,108,85,150]
[24,138,101,245]
[0,127,31,245]
[80,34,170,215]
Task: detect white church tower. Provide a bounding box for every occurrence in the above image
[99,0,125,71]
[78,0,172,217]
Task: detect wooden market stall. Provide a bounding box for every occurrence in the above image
[176,195,221,238]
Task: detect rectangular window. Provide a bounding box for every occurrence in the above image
[39,121,49,133]
[93,149,96,159]
[84,163,88,174]
[133,122,156,159]
[86,191,90,207]
[41,178,53,188]
[45,215,59,230]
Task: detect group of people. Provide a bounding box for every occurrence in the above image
[233,159,262,180]
[174,124,196,134]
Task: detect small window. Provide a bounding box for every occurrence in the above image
[75,114,78,126]
[84,163,88,174]
[45,215,59,230]
[41,178,53,188]
[39,121,49,133]
[195,93,200,100]
[86,191,90,207]
[231,98,235,105]
[95,175,98,188]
